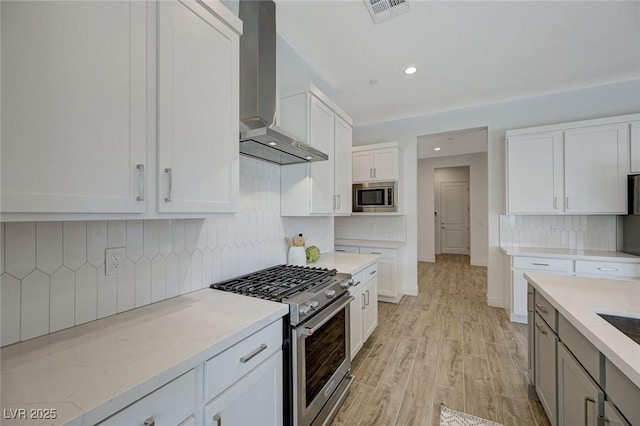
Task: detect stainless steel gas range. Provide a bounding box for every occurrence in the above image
[211,265,354,426]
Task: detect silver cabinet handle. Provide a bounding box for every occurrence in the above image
[370,168,373,178]
[535,303,548,314]
[598,267,618,272]
[353,280,361,287]
[553,196,558,209]
[532,263,550,266]
[337,194,341,209]
[374,168,377,178]
[136,164,145,201]
[336,249,345,252]
[164,168,173,202]
[213,414,222,426]
[366,290,370,305]
[535,322,547,335]
[566,196,570,210]
[239,343,267,363]
[369,270,377,275]
[584,396,595,426]
[362,293,366,309]
[144,419,155,426]
[370,252,382,255]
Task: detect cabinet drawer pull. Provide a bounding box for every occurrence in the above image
[213,414,222,426]
[362,293,366,309]
[136,164,145,201]
[369,270,377,275]
[531,263,550,266]
[553,196,558,209]
[370,168,373,178]
[370,252,382,255]
[144,418,155,426]
[366,290,370,305]
[584,397,595,426]
[535,323,547,335]
[597,267,618,272]
[337,194,341,209]
[164,168,173,202]
[353,280,361,287]
[373,168,377,178]
[566,196,570,210]
[239,343,267,364]
[535,303,548,314]
[336,249,345,252]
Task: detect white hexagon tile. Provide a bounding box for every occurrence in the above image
[0,156,334,346]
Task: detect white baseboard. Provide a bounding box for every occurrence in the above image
[487,295,503,308]
[510,313,527,324]
[471,259,488,267]
[418,256,435,262]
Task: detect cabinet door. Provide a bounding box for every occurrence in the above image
[308,97,335,214]
[372,148,398,181]
[374,259,395,299]
[157,0,239,213]
[353,151,374,182]
[205,351,283,426]
[535,314,557,426]
[349,284,364,358]
[631,121,640,173]
[334,117,353,214]
[507,132,563,214]
[564,124,629,214]
[557,343,602,426]
[527,285,535,387]
[511,270,529,324]
[363,277,378,340]
[1,1,147,213]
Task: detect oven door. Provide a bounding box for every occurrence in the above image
[293,293,354,426]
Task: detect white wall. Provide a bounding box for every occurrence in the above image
[352,78,640,308]
[418,154,488,266]
[433,166,470,257]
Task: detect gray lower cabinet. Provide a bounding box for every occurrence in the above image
[534,312,557,426]
[557,342,602,426]
[603,400,630,426]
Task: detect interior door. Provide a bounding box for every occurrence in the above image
[440,182,469,255]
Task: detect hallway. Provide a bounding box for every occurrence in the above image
[331,254,550,426]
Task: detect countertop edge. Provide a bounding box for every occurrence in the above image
[335,239,405,249]
[501,245,640,263]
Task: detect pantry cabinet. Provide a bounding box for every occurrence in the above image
[1,0,148,214]
[280,87,353,216]
[506,115,637,215]
[1,0,242,219]
[352,144,400,182]
[157,0,240,214]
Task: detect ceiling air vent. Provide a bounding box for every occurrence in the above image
[365,0,410,24]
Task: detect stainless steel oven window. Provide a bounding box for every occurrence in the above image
[293,294,353,426]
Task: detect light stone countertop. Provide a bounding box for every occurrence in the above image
[1,289,288,426]
[311,252,380,275]
[335,238,405,249]
[500,245,640,263]
[524,272,640,388]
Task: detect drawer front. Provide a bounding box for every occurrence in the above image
[534,291,557,332]
[575,260,640,278]
[205,319,282,401]
[359,247,396,259]
[605,359,640,426]
[361,263,378,283]
[558,315,600,385]
[513,256,573,272]
[99,369,196,425]
[335,245,359,254]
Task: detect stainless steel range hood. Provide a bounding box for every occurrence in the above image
[238,0,328,165]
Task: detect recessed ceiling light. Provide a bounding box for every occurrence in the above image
[267,141,277,146]
[404,66,417,75]
[305,156,313,160]
[434,147,441,151]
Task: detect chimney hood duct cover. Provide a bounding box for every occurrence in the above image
[238,1,328,165]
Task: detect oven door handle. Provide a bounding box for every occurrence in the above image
[300,296,355,336]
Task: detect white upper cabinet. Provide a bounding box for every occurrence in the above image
[564,124,629,214]
[631,121,640,173]
[157,0,240,214]
[280,87,353,216]
[352,145,399,182]
[507,132,563,214]
[1,1,147,214]
[506,115,636,215]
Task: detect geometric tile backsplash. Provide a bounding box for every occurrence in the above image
[499,214,618,251]
[0,156,332,346]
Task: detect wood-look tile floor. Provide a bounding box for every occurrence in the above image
[331,254,551,426]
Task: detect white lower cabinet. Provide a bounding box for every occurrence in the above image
[338,246,400,303]
[205,351,283,426]
[349,263,378,358]
[98,369,197,426]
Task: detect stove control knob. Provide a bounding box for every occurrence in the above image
[309,301,319,309]
[325,290,336,299]
[300,305,311,316]
[340,280,352,289]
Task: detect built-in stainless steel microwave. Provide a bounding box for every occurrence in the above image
[352,181,397,213]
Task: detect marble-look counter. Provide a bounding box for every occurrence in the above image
[500,245,640,263]
[524,272,640,388]
[335,238,405,249]
[311,252,380,275]
[1,289,288,426]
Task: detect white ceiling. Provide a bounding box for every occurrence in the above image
[276,1,640,127]
[417,127,487,159]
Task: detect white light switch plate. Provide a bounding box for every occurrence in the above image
[105,247,126,276]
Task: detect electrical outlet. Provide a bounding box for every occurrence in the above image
[105,247,126,276]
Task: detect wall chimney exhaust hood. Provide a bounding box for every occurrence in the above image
[238,1,328,165]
